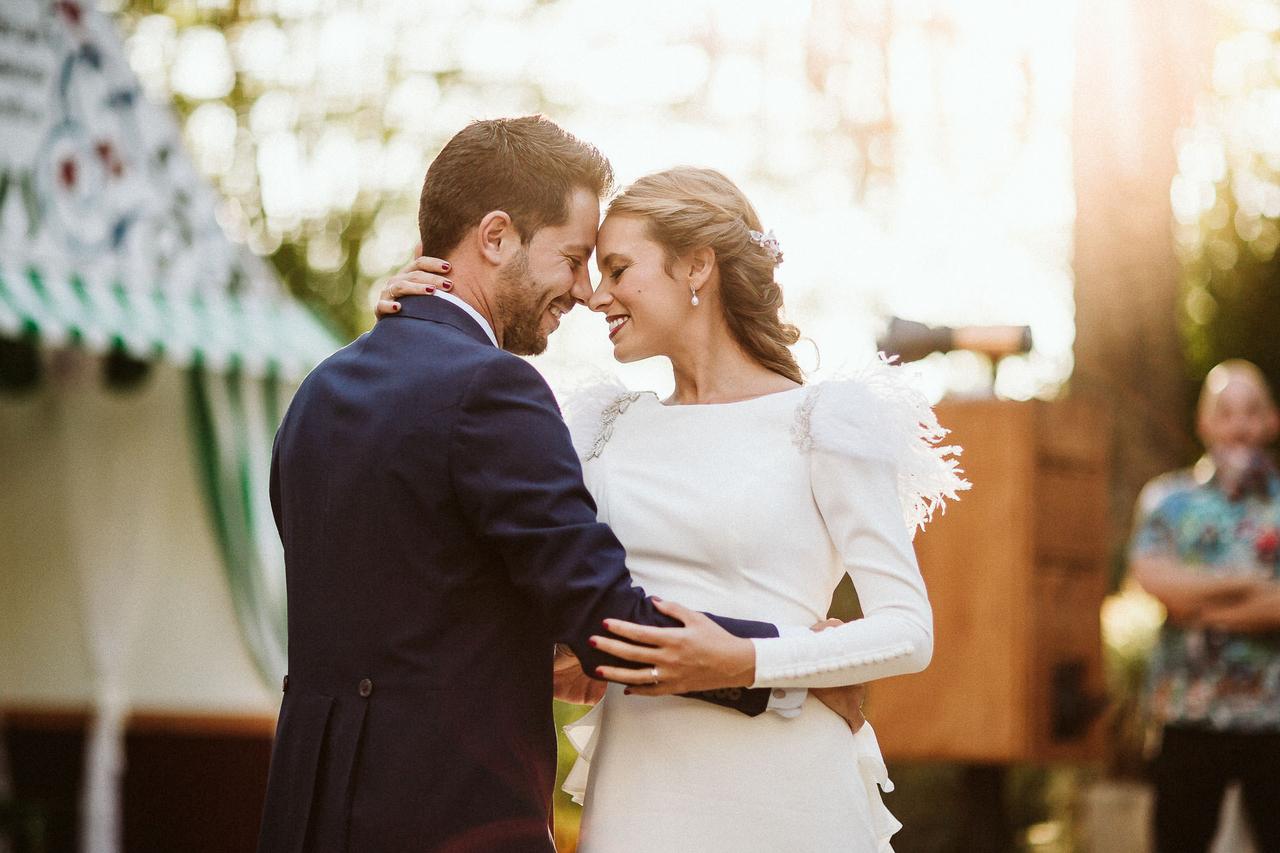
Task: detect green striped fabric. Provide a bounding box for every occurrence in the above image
[0,262,339,381]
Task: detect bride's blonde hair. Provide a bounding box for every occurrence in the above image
[606,167,804,384]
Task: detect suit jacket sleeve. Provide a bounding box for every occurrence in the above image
[449,355,778,716]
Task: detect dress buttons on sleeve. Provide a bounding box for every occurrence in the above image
[358,678,373,697]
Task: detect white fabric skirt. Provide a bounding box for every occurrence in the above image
[565,684,899,853]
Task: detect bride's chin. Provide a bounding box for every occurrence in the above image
[610,343,643,364]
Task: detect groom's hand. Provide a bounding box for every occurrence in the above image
[589,599,757,695]
[553,644,607,705]
[807,618,867,733]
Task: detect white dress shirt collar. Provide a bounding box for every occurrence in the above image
[433,291,498,348]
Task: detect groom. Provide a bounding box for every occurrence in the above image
[258,116,798,853]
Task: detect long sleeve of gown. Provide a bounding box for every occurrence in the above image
[751,450,934,687]
[750,359,968,689]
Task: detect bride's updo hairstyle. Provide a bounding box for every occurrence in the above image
[607,167,804,384]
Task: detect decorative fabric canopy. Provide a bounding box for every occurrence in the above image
[0,0,339,380]
[0,4,338,852]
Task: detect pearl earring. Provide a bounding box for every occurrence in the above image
[690,288,700,307]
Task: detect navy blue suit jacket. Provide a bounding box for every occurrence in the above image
[256,296,779,853]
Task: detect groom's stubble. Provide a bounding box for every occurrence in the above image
[494,246,552,356]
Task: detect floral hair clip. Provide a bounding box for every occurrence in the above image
[748,228,784,267]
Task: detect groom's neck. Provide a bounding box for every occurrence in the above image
[442,273,502,346]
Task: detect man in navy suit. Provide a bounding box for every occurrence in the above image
[258,116,798,853]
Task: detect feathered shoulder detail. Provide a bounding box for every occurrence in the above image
[555,374,649,463]
[793,354,970,535]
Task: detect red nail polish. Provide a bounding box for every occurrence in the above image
[441,262,450,271]
[595,666,604,676]
[602,620,610,629]
[392,303,401,311]
[442,280,453,290]
[624,688,632,695]
[588,637,598,648]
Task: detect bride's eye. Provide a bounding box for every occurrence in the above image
[609,265,629,280]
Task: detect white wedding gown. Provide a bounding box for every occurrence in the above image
[558,358,967,853]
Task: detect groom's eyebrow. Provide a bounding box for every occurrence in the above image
[565,243,593,261]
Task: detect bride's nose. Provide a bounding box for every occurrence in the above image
[587,280,612,313]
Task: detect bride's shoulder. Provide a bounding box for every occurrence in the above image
[792,354,940,456]
[556,375,654,462]
[793,354,970,531]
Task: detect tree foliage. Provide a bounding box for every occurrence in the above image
[1175,2,1280,423]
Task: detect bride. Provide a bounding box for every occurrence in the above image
[377,166,966,851]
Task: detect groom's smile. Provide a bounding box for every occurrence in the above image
[504,185,600,352]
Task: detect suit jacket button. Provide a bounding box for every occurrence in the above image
[358,678,373,697]
[282,675,289,693]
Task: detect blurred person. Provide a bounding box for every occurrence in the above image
[1129,359,1280,853]
[259,117,870,853]
[379,164,967,851]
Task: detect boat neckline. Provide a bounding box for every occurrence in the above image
[651,385,809,409]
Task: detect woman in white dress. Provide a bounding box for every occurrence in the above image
[379,167,966,852]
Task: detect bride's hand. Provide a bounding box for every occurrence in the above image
[808,618,867,733]
[589,599,756,695]
[373,245,453,318]
[553,644,607,706]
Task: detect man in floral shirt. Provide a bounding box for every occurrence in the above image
[1130,360,1280,853]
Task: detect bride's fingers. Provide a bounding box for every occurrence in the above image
[601,618,672,646]
[594,664,662,684]
[382,272,450,300]
[589,635,661,663]
[651,597,697,625]
[399,255,450,276]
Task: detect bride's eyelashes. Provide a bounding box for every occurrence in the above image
[607,265,629,281]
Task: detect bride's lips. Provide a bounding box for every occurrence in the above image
[607,314,629,339]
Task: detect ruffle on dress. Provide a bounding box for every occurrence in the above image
[562,701,603,807]
[792,353,970,537]
[563,706,902,852]
[852,722,902,852]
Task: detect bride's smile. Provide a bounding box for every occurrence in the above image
[605,314,629,338]
[589,214,704,364]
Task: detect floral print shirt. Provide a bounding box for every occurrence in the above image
[1130,465,1280,731]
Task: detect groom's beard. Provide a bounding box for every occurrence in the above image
[495,248,551,356]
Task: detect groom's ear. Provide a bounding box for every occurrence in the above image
[477,210,516,266]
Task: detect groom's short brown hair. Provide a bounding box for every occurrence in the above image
[418,116,614,257]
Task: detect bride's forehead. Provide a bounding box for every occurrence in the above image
[597,214,651,247]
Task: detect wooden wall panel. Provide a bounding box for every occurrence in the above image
[871,399,1109,763]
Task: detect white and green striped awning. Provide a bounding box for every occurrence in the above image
[0,260,340,380]
[0,0,340,380]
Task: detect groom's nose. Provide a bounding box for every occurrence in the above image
[569,267,594,306]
